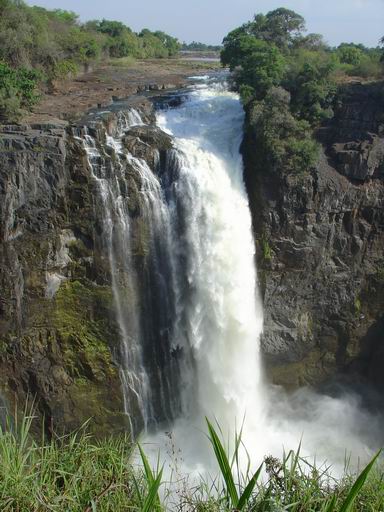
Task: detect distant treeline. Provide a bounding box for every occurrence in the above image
[181,41,222,52]
[0,0,180,121]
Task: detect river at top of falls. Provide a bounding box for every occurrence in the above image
[144,77,383,485]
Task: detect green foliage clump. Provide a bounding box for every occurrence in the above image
[86,20,180,59]
[337,44,364,65]
[334,43,383,79]
[236,40,285,100]
[53,280,117,381]
[261,235,272,261]
[249,87,319,174]
[0,61,40,121]
[221,8,332,174]
[286,60,337,124]
[51,58,78,79]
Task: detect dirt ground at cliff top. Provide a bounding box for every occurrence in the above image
[24,58,221,125]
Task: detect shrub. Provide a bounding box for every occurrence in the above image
[0,61,40,121]
[249,87,320,174]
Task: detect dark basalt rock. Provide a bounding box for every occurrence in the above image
[122,125,173,170]
[319,81,384,181]
[243,80,384,391]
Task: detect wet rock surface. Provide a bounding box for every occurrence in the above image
[123,125,174,169]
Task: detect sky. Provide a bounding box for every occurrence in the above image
[26,0,384,47]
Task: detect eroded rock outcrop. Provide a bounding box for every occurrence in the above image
[243,81,384,391]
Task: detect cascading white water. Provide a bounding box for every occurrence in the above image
[80,107,183,435]
[158,84,265,430]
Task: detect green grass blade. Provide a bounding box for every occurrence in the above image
[323,494,337,512]
[339,450,381,512]
[206,418,239,507]
[132,473,144,508]
[138,443,155,484]
[138,443,163,509]
[141,467,163,512]
[237,461,263,510]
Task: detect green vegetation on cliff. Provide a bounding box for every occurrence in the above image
[0,0,180,121]
[53,280,117,381]
[222,7,384,174]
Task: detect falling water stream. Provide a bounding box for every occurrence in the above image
[82,111,153,435]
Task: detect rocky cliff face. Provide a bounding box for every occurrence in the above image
[0,98,176,435]
[243,81,384,391]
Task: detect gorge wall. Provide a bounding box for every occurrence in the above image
[243,81,384,393]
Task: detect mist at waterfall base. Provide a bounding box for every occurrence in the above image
[142,79,383,479]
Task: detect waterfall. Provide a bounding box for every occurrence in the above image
[77,88,264,441]
[82,118,151,435]
[158,84,264,429]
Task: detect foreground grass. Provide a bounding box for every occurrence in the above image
[0,411,382,511]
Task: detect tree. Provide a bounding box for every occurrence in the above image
[237,40,286,99]
[153,31,180,56]
[287,61,336,124]
[337,43,364,65]
[248,8,305,49]
[221,8,306,70]
[292,33,328,51]
[248,86,319,173]
[0,61,40,121]
[96,19,127,38]
[221,28,261,70]
[52,9,78,25]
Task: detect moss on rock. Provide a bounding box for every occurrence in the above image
[53,280,119,381]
